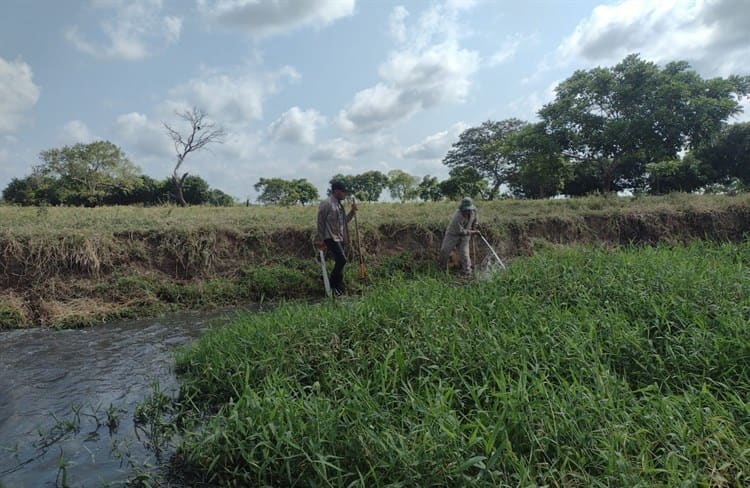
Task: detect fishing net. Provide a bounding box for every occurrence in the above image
[475,234,506,281]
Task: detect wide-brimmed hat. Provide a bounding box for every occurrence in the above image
[458,197,476,211]
[331,180,348,192]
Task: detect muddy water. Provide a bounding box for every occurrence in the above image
[0,310,235,487]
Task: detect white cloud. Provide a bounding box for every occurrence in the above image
[199,0,355,37]
[269,106,325,145]
[309,138,365,161]
[401,122,469,160]
[0,57,40,132]
[487,34,527,67]
[507,80,559,121]
[166,65,300,124]
[388,6,409,43]
[338,3,479,132]
[59,120,96,145]
[558,0,750,76]
[115,111,173,159]
[65,0,182,61]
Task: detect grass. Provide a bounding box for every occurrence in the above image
[3,193,750,328]
[164,240,750,486]
[2,193,749,237]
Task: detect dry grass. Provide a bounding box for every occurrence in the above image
[2,193,749,237]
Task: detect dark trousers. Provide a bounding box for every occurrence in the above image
[324,239,347,292]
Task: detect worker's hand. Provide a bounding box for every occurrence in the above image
[350,201,358,212]
[470,229,480,234]
[317,240,326,251]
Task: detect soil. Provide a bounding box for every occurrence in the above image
[2,205,749,328]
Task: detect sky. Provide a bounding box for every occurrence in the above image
[1,0,749,202]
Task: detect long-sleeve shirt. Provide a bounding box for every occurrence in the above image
[444,210,478,237]
[317,195,354,242]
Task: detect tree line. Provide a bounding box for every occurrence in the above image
[2,140,234,206]
[3,54,749,206]
[259,54,750,204]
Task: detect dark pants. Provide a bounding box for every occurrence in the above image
[324,239,347,292]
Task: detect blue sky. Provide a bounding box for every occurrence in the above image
[1,0,749,201]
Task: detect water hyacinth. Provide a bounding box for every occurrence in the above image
[168,241,750,486]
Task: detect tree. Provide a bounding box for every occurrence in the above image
[164,107,225,206]
[417,175,442,201]
[645,154,708,195]
[387,169,419,202]
[503,123,571,198]
[254,178,319,206]
[539,54,750,194]
[330,171,389,201]
[180,175,211,205]
[443,119,526,199]
[2,174,64,205]
[34,140,140,206]
[693,122,750,186]
[208,188,235,206]
[439,166,489,200]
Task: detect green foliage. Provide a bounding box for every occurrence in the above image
[331,171,389,201]
[170,242,750,486]
[1,141,233,206]
[540,54,750,194]
[645,154,709,194]
[694,122,750,186]
[443,119,526,198]
[504,122,571,198]
[417,175,443,201]
[439,166,489,200]
[386,169,419,202]
[254,177,319,205]
[35,141,141,207]
[207,188,235,206]
[0,302,26,329]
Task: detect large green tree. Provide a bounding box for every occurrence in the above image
[330,171,389,201]
[645,154,709,195]
[439,166,489,200]
[387,169,419,202]
[417,175,442,202]
[503,123,571,199]
[442,119,526,199]
[539,54,750,194]
[34,140,141,206]
[693,122,750,186]
[255,178,319,206]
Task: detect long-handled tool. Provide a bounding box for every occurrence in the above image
[353,197,366,282]
[478,232,506,270]
[319,249,332,298]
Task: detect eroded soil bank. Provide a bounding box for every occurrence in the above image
[2,203,749,328]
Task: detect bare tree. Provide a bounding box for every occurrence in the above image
[163,107,225,206]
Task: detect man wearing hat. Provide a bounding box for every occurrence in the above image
[317,180,358,295]
[439,197,479,275]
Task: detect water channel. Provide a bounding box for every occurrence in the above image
[0,310,235,487]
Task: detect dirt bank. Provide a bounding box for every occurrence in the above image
[2,204,749,328]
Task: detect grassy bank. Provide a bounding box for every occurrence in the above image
[2,193,750,328]
[166,241,750,486]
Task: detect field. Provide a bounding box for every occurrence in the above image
[164,241,750,486]
[3,195,750,484]
[2,193,750,328]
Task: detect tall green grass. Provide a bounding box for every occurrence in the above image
[170,241,750,486]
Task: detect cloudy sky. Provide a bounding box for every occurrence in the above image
[1,0,749,201]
